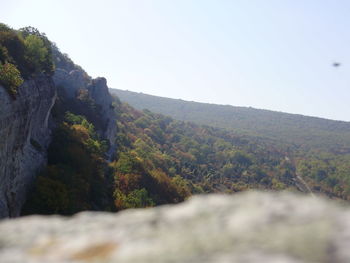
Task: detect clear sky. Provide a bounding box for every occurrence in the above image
[2,0,350,121]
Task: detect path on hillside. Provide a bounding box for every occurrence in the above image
[295,173,316,198]
[285,156,315,197]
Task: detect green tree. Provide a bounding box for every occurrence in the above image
[24,35,49,73]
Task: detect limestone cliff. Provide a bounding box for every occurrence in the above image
[53,66,116,154]
[0,75,56,217]
[1,192,350,262]
[88,77,117,155]
[0,52,117,218]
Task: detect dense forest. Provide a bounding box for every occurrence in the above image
[1,23,347,215]
[24,88,350,214]
[112,98,350,200]
[110,89,350,200]
[111,89,350,154]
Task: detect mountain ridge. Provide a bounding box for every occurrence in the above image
[113,89,350,123]
[111,88,350,153]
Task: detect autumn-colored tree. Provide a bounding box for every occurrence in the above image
[0,62,23,97]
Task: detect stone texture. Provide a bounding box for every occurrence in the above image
[88,77,117,156]
[0,63,116,218]
[53,69,90,99]
[53,68,116,154]
[1,191,350,263]
[0,75,56,218]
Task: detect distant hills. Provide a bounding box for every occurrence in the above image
[110,89,350,153]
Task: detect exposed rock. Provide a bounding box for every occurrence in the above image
[0,75,56,218]
[53,68,90,99]
[88,77,117,154]
[1,191,350,262]
[53,68,116,154]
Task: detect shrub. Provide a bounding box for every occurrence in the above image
[114,188,155,209]
[0,45,9,62]
[0,62,24,97]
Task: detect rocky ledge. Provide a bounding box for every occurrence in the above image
[1,191,350,263]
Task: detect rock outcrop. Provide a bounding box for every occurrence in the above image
[53,69,89,99]
[53,68,116,153]
[87,77,117,154]
[0,75,56,218]
[1,191,350,262]
[0,52,117,218]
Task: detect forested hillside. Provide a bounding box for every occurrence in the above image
[1,23,347,217]
[111,97,350,201]
[22,42,350,216]
[111,89,350,154]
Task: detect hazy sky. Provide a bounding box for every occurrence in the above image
[2,0,350,121]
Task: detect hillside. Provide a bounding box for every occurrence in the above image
[111,89,350,154]
[2,23,350,218]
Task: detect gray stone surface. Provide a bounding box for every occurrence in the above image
[53,68,90,99]
[88,77,117,155]
[0,66,117,218]
[1,191,350,262]
[0,75,56,217]
[53,68,116,154]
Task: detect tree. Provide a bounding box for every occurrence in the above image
[23,35,48,73]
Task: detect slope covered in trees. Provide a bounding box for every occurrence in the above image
[12,24,350,216]
[111,89,350,154]
[111,97,350,201]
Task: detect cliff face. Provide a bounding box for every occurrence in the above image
[0,75,56,217]
[53,67,117,154]
[1,192,349,263]
[88,77,117,155]
[0,57,117,218]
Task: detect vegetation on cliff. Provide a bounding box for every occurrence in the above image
[22,112,113,215]
[0,23,53,97]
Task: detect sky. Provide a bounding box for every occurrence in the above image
[2,0,350,121]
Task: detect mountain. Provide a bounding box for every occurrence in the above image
[1,23,350,218]
[0,24,117,216]
[111,89,350,153]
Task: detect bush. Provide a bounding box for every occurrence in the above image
[114,188,155,209]
[0,46,9,62]
[0,62,24,97]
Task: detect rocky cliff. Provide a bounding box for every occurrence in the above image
[0,24,119,218]
[0,46,117,218]
[0,75,56,218]
[1,191,349,263]
[53,67,116,154]
[88,77,116,151]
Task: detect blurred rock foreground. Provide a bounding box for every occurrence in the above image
[1,192,350,263]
